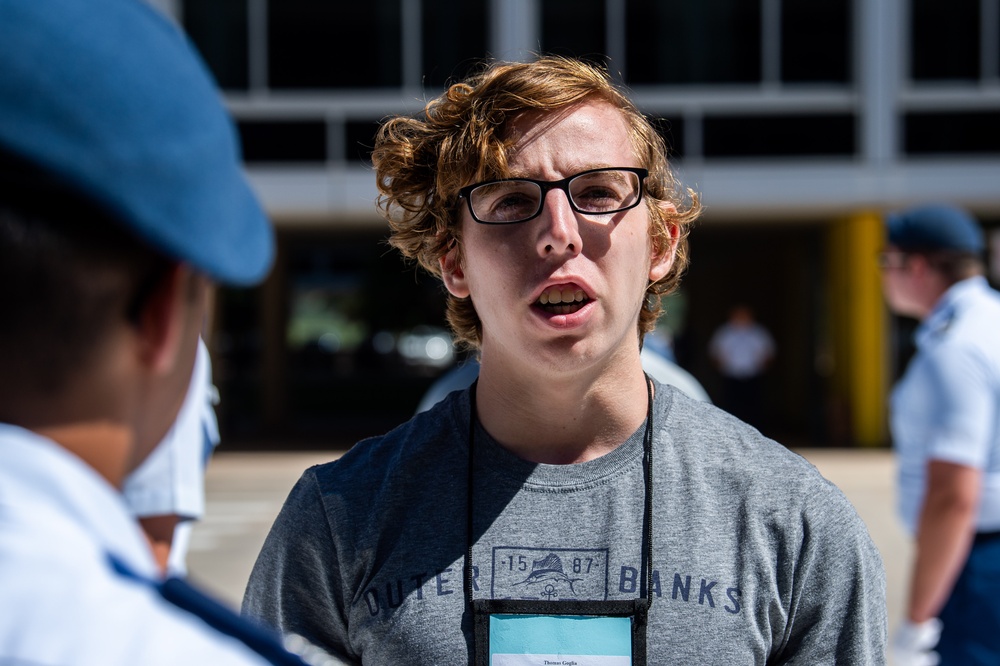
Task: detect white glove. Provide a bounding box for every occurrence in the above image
[891,618,942,666]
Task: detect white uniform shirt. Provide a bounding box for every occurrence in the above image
[0,424,272,665]
[891,276,1000,535]
[123,338,220,574]
[709,322,775,379]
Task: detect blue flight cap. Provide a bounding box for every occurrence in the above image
[886,203,984,254]
[0,0,273,285]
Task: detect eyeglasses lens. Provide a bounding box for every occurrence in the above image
[570,170,641,214]
[470,181,540,224]
[877,252,907,270]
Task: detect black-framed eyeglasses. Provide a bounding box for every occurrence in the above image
[457,167,649,225]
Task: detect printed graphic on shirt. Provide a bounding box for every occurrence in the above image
[491,547,609,601]
[357,555,743,618]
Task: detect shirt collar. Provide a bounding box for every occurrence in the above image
[915,276,988,348]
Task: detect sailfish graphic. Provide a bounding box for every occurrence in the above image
[513,553,584,596]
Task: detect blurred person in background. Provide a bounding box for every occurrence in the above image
[0,1,320,663]
[709,304,775,429]
[881,203,1000,665]
[244,55,885,664]
[415,339,711,414]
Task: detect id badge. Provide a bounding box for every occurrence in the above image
[473,599,647,666]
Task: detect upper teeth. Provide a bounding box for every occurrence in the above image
[538,288,586,305]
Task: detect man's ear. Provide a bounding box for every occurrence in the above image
[134,264,195,376]
[649,202,680,283]
[440,244,471,298]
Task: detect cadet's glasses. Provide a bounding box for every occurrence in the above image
[457,167,648,225]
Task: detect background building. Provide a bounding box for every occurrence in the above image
[153,0,1000,448]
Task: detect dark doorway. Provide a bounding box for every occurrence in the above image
[673,221,828,446]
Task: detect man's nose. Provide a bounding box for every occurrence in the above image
[536,188,582,258]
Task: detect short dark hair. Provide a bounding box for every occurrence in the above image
[0,146,171,398]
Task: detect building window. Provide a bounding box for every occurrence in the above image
[911,0,981,81]
[422,0,489,88]
[626,0,762,84]
[268,0,402,89]
[181,0,250,90]
[781,0,851,83]
[623,0,851,86]
[238,120,327,164]
[541,0,608,66]
[703,114,855,158]
[905,111,1000,154]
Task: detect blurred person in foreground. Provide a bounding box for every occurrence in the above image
[0,1,320,663]
[881,204,1000,666]
[243,56,886,664]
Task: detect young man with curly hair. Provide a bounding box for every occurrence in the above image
[244,56,886,665]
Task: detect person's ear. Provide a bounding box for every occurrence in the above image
[649,202,680,283]
[134,264,197,376]
[440,243,471,298]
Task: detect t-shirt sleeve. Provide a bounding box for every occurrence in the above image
[772,482,887,664]
[922,341,996,469]
[242,470,357,664]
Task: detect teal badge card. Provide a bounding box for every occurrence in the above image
[489,614,631,665]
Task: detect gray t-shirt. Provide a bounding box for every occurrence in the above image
[244,381,886,664]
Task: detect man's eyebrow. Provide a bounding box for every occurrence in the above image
[506,164,618,180]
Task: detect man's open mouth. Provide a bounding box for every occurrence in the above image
[535,286,590,315]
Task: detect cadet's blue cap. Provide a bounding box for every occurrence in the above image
[0,0,273,285]
[886,203,984,254]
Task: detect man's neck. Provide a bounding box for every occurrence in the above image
[474,353,650,464]
[33,420,133,489]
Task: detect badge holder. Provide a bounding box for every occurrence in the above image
[466,378,655,666]
[473,598,647,665]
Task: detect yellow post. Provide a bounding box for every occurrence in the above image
[826,212,888,447]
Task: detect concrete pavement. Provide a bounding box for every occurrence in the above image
[186,451,336,607]
[187,447,909,647]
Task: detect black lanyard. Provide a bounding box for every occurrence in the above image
[464,376,655,664]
